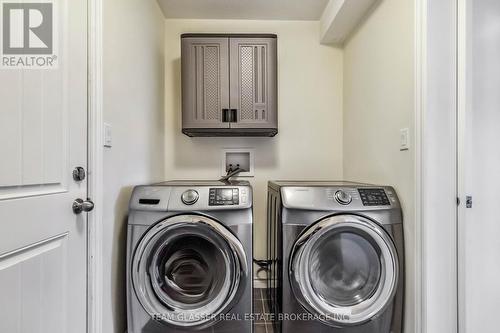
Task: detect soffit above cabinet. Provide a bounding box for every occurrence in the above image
[157,0,329,21]
[320,0,380,45]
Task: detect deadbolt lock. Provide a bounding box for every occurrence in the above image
[73,167,86,181]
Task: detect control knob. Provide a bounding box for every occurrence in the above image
[181,189,199,205]
[335,190,352,205]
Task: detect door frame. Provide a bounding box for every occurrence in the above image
[415,0,461,332]
[87,0,103,332]
[82,1,459,333]
[456,0,467,331]
[414,0,425,332]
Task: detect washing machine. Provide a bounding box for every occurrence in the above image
[127,180,253,333]
[267,181,404,333]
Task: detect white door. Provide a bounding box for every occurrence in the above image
[0,0,88,332]
[459,0,500,331]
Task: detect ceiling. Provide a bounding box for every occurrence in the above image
[157,0,330,21]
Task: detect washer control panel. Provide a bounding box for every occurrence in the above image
[209,188,239,206]
[358,188,391,206]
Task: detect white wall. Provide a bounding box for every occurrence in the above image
[164,19,344,260]
[102,0,165,332]
[342,0,416,332]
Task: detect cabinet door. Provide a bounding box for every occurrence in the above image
[182,38,230,129]
[229,38,277,129]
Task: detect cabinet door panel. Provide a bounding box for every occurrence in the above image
[229,38,277,129]
[182,38,230,128]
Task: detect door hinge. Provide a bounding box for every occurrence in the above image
[466,196,473,208]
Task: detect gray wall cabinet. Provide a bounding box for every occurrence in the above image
[181,34,278,137]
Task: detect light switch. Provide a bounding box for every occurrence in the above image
[104,123,112,148]
[400,128,409,151]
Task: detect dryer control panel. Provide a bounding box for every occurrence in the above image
[278,182,399,212]
[358,188,391,206]
[209,188,239,206]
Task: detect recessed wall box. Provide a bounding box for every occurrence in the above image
[221,148,254,177]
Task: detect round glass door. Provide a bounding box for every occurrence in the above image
[289,215,398,327]
[132,215,248,328]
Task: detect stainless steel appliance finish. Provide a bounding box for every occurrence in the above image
[127,180,253,333]
[267,181,404,333]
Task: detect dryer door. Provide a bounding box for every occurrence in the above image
[131,214,248,328]
[289,214,399,327]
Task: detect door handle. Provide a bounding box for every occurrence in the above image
[73,198,95,214]
[230,109,237,122]
[222,108,230,122]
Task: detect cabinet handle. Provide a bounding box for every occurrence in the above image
[230,109,237,122]
[222,109,230,122]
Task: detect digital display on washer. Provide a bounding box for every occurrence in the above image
[358,189,390,206]
[209,188,239,206]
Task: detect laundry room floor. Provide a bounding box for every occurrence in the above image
[254,287,274,333]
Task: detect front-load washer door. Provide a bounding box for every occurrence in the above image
[131,214,248,329]
[289,214,399,327]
